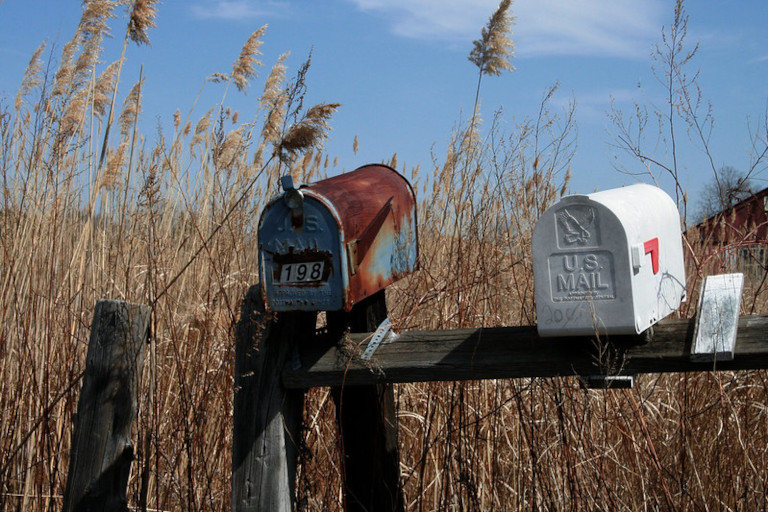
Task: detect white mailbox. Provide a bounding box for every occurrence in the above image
[533,183,686,337]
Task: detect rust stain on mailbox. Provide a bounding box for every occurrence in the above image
[258,164,419,312]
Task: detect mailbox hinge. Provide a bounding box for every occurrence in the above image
[347,240,358,275]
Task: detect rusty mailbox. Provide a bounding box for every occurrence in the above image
[258,164,419,312]
[533,183,687,337]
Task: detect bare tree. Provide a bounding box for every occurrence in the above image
[607,0,768,225]
[694,165,754,221]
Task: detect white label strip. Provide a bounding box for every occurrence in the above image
[691,273,744,362]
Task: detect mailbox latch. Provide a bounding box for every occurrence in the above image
[347,240,359,275]
[281,175,305,229]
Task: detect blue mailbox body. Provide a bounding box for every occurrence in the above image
[258,164,419,312]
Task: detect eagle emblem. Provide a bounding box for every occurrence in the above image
[556,206,597,246]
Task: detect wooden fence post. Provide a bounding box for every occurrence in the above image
[232,285,316,512]
[330,289,405,512]
[62,299,150,512]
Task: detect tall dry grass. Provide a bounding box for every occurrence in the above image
[0,2,334,510]
[2,0,768,511]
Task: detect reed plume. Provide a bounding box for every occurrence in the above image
[58,87,89,144]
[190,107,214,152]
[119,77,144,137]
[232,25,266,93]
[14,42,45,111]
[79,0,114,40]
[275,102,340,162]
[52,35,80,97]
[92,61,121,118]
[260,53,289,144]
[101,140,128,189]
[128,0,158,46]
[214,126,246,171]
[73,0,116,87]
[260,52,289,111]
[464,0,515,172]
[468,0,515,76]
[208,72,229,83]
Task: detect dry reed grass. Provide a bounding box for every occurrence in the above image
[1,0,768,511]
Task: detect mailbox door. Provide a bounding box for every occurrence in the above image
[534,184,686,337]
[534,199,635,337]
[258,197,346,311]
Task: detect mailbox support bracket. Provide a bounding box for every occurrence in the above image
[691,273,744,363]
[579,375,635,390]
[361,318,395,361]
[346,240,358,275]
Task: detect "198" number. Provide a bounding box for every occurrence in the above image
[280,262,324,283]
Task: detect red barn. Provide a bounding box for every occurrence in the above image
[689,187,768,276]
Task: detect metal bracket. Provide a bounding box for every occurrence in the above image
[579,375,635,389]
[346,240,358,276]
[361,317,395,361]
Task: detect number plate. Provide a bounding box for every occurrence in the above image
[279,261,325,283]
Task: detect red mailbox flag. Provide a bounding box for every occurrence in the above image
[644,237,659,274]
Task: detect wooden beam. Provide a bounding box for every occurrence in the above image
[62,299,150,512]
[284,315,768,388]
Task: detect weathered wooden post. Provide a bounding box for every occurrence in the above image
[329,289,405,512]
[62,299,150,512]
[254,164,418,510]
[232,285,316,512]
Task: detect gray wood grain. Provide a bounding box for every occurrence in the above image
[62,299,150,512]
[285,315,768,388]
[232,285,315,512]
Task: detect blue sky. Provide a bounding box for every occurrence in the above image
[1,0,766,205]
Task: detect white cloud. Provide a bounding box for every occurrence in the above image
[191,0,290,20]
[347,0,666,59]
